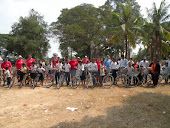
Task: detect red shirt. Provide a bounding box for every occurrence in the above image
[96,61,101,71]
[69,60,78,70]
[82,58,90,64]
[15,59,25,70]
[27,58,36,67]
[52,58,59,65]
[1,61,12,71]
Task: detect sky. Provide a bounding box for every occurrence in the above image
[0,0,169,57]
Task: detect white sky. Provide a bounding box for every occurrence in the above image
[0,0,169,57]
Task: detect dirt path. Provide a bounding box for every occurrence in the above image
[0,85,170,128]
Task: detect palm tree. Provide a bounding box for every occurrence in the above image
[109,3,142,59]
[146,0,170,61]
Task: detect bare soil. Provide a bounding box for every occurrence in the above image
[0,84,170,128]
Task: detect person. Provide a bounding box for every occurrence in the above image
[100,61,106,87]
[53,60,60,85]
[58,60,63,77]
[20,63,27,82]
[119,55,128,68]
[37,63,45,86]
[82,56,90,64]
[26,55,36,68]
[15,55,25,81]
[139,57,149,68]
[30,62,38,80]
[161,57,167,66]
[161,62,170,84]
[1,58,12,73]
[64,56,69,63]
[96,56,101,84]
[64,60,71,86]
[77,57,81,61]
[4,67,11,85]
[125,62,134,85]
[52,53,59,66]
[129,58,134,65]
[42,59,46,67]
[69,56,78,84]
[77,61,85,85]
[148,58,160,87]
[111,58,119,84]
[89,59,98,86]
[104,55,112,74]
[168,55,170,67]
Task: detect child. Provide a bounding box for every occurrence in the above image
[77,61,85,85]
[162,62,170,84]
[125,62,134,85]
[30,62,38,80]
[37,63,45,86]
[100,61,106,87]
[4,67,11,85]
[64,60,71,86]
[20,63,27,82]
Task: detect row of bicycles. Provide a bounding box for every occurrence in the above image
[0,67,170,89]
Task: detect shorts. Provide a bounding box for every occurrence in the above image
[30,73,37,79]
[71,70,76,76]
[38,73,44,81]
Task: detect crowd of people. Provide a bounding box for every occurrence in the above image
[0,53,170,87]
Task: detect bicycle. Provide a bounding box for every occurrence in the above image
[102,72,114,89]
[86,71,97,89]
[45,70,55,88]
[115,68,128,88]
[8,70,17,89]
[57,71,65,89]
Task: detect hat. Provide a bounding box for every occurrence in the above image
[53,53,57,56]
[143,57,146,59]
[85,56,87,58]
[18,55,22,58]
[106,55,110,57]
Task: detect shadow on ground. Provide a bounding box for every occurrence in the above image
[51,92,170,128]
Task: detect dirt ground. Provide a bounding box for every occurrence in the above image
[0,84,170,128]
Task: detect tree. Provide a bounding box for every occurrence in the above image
[109,2,143,59]
[7,9,50,59]
[51,4,109,59]
[146,0,170,61]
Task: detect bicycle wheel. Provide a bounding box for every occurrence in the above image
[57,75,64,89]
[128,76,139,88]
[86,75,96,89]
[45,75,53,88]
[116,74,128,88]
[19,74,27,88]
[102,75,113,89]
[146,74,152,86]
[71,77,80,89]
[158,74,163,85]
[8,75,15,89]
[33,74,40,89]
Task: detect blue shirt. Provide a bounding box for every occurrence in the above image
[104,59,112,69]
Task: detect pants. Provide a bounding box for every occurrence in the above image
[65,72,70,85]
[55,72,60,84]
[151,73,159,86]
[92,72,97,85]
[7,77,11,85]
[112,69,118,82]
[20,72,26,81]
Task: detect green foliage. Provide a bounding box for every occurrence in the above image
[6,9,50,59]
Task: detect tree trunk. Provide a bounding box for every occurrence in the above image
[125,36,128,59]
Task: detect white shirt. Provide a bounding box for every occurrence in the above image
[64,63,71,72]
[58,62,63,72]
[139,60,149,68]
[37,67,45,73]
[4,70,11,78]
[119,59,128,68]
[125,66,134,75]
[52,63,59,72]
[89,62,98,72]
[30,65,37,73]
[111,61,119,70]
